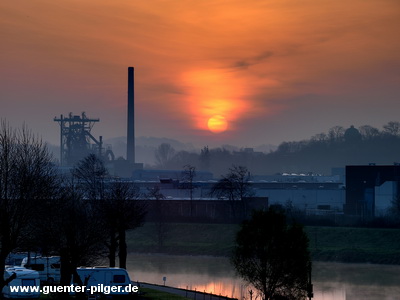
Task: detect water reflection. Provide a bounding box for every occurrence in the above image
[127,254,400,300]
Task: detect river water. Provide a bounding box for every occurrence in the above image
[126,254,400,300]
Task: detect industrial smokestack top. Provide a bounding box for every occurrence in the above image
[127,67,135,163]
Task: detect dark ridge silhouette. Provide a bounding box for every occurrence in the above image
[133,122,400,177]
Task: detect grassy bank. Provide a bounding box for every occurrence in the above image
[39,289,189,300]
[140,288,190,300]
[127,223,239,256]
[307,226,400,264]
[127,223,400,264]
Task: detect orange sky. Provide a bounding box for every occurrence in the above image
[1,0,399,151]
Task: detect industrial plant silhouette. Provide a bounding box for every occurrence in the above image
[54,67,142,177]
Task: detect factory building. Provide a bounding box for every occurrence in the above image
[52,68,399,220]
[54,67,143,177]
[130,172,346,217]
[344,164,400,217]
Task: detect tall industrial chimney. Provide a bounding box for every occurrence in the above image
[127,67,135,163]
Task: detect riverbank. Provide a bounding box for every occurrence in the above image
[127,223,400,264]
[140,287,191,300]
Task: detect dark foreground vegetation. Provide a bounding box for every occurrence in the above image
[232,210,311,300]
[127,222,400,265]
[3,120,400,300]
[0,123,147,295]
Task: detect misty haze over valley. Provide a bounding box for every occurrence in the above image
[48,121,400,177]
[2,1,400,299]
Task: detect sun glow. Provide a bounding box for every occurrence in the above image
[182,69,249,133]
[207,115,228,133]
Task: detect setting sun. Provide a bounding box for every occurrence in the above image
[207,115,228,133]
[182,69,249,134]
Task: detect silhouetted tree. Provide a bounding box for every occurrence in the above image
[389,195,400,218]
[328,126,345,144]
[209,147,234,177]
[214,165,253,198]
[71,153,108,200]
[232,209,311,300]
[0,122,59,294]
[383,121,400,136]
[200,146,210,170]
[142,121,400,177]
[311,133,328,144]
[31,176,107,292]
[210,165,253,219]
[182,165,196,216]
[52,179,106,294]
[147,186,168,250]
[170,150,198,167]
[155,143,176,168]
[266,122,400,174]
[359,125,380,140]
[72,155,146,269]
[102,181,147,268]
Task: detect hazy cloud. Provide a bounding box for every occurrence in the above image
[0,0,399,148]
[231,51,274,70]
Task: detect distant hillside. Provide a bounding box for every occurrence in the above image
[46,136,276,169]
[115,122,400,176]
[104,136,197,167]
[260,123,400,174]
[47,122,400,176]
[105,137,277,168]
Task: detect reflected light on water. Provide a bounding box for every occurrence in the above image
[182,282,347,300]
[178,281,246,299]
[313,285,346,300]
[127,254,400,300]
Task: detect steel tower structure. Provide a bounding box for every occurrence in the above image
[54,112,104,166]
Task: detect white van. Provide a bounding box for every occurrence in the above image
[75,267,134,296]
[2,267,40,299]
[5,253,30,267]
[21,256,61,284]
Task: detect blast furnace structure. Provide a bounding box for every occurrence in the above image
[54,112,114,166]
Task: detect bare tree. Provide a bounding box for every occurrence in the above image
[101,181,147,269]
[210,165,254,220]
[200,146,210,170]
[182,165,196,216]
[359,125,380,140]
[211,165,253,200]
[71,153,108,200]
[0,122,58,294]
[54,180,107,298]
[383,121,400,136]
[146,186,168,250]
[328,126,345,143]
[389,195,400,219]
[154,143,176,168]
[72,155,146,269]
[310,133,328,144]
